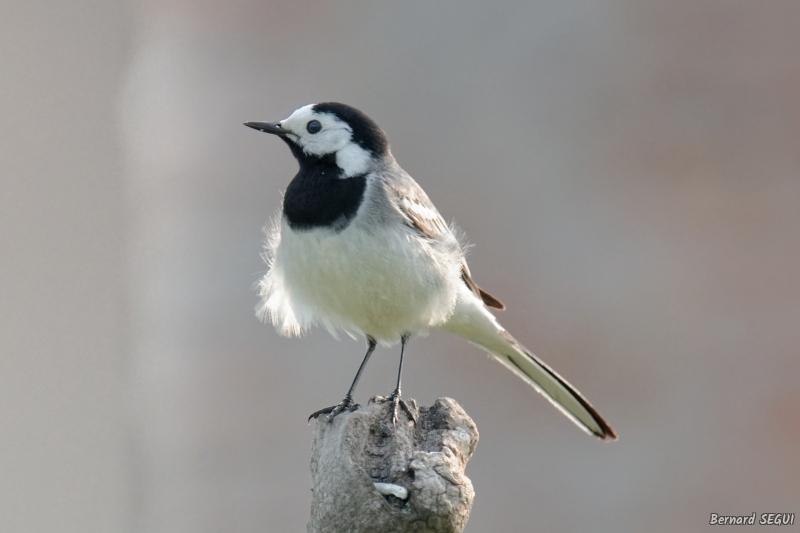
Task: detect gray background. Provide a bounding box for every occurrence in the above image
[2,1,799,532]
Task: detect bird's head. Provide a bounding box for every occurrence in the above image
[245,102,389,177]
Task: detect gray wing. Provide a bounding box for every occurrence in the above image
[386,172,505,311]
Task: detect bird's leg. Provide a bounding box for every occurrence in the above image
[309,337,377,423]
[371,334,416,425]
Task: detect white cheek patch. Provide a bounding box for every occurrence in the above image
[278,104,372,176]
[336,142,371,177]
[301,128,350,157]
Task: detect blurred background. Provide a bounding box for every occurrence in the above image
[2,1,799,531]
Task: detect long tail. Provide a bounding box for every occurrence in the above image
[441,294,617,441]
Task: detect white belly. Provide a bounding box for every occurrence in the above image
[257,219,460,344]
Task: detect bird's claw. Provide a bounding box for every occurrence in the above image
[370,390,417,426]
[308,395,360,423]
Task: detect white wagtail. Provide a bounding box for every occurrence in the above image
[245,103,616,440]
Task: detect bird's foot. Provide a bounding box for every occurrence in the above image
[308,394,360,423]
[369,390,417,426]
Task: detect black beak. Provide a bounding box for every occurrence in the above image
[244,121,288,135]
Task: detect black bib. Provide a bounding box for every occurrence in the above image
[283,159,367,232]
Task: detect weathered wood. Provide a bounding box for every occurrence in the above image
[308,398,478,533]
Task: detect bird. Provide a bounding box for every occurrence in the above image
[245,102,616,440]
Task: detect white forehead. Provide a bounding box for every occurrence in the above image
[280,104,349,133]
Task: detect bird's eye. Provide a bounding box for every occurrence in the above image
[306,120,322,134]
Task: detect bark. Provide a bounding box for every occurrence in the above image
[308,398,479,533]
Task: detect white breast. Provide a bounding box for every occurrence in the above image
[257,219,461,344]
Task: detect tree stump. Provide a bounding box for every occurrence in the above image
[308,398,479,533]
